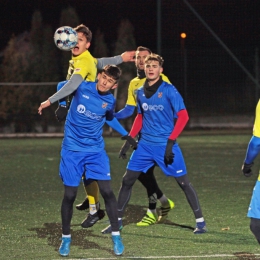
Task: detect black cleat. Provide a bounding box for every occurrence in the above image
[81,209,105,228]
[76,198,89,211]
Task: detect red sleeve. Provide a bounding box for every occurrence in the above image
[169,109,189,140]
[129,113,143,138]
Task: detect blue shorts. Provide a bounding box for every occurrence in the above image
[127,141,187,177]
[248,177,260,219]
[59,148,111,187]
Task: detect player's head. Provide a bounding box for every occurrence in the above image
[135,46,152,71]
[144,53,164,84]
[96,65,121,92]
[71,24,92,56]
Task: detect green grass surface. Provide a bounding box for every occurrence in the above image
[1,133,260,259]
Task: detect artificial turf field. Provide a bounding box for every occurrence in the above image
[1,130,260,260]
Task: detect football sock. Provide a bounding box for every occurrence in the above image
[112,231,120,236]
[147,209,157,215]
[158,194,169,206]
[62,234,71,238]
[250,218,260,244]
[148,193,157,210]
[85,181,100,205]
[89,203,97,215]
[61,185,78,235]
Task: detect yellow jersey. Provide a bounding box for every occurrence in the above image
[126,74,171,107]
[253,100,260,137]
[66,50,98,81]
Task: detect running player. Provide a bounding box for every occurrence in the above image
[101,53,207,235]
[114,46,174,226]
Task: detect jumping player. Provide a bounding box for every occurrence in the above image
[54,24,135,229]
[38,65,138,256]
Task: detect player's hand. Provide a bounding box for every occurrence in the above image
[241,162,253,177]
[164,139,175,166]
[121,135,138,149]
[119,141,131,159]
[121,51,135,62]
[55,105,68,122]
[38,100,51,115]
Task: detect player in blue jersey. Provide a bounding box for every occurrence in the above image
[114,46,174,226]
[38,65,137,256]
[53,24,135,230]
[101,54,207,235]
[247,173,260,244]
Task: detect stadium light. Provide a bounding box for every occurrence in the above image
[180,33,187,101]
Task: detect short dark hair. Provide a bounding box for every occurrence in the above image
[102,65,121,82]
[136,46,152,54]
[145,53,164,67]
[74,24,92,42]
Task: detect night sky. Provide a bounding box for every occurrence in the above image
[1,0,260,53]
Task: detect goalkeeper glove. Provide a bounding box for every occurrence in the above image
[164,139,175,166]
[241,162,253,177]
[55,105,68,122]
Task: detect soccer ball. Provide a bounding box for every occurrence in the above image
[53,26,78,51]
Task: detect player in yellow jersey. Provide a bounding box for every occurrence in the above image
[114,46,174,227]
[54,24,135,229]
[242,100,260,177]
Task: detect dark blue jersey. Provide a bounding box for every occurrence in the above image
[137,81,186,145]
[62,81,115,152]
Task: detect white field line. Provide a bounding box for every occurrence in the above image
[52,253,260,260]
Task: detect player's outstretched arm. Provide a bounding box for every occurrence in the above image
[96,51,135,70]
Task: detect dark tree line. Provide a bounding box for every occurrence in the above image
[0,7,136,133]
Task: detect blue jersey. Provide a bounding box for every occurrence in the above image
[136,81,186,145]
[62,81,115,152]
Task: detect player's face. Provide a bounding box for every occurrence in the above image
[145,60,163,85]
[96,72,118,92]
[71,32,90,56]
[135,50,151,70]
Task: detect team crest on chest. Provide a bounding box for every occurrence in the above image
[102,102,108,109]
[158,92,163,98]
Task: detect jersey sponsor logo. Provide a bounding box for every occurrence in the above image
[102,102,108,109]
[77,104,102,120]
[82,94,89,99]
[142,103,164,111]
[158,92,163,98]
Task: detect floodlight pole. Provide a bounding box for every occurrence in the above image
[157,0,161,55]
[256,47,259,102]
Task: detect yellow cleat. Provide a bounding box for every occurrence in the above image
[136,211,158,226]
[157,199,174,223]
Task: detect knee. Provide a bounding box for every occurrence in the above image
[122,170,139,187]
[64,186,77,203]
